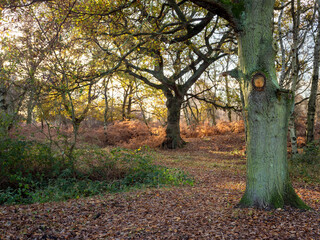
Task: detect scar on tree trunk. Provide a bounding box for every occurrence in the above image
[237,74,310,210]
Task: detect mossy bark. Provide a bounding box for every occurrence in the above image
[237,0,309,209]
[161,95,186,149]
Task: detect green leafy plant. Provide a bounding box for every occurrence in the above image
[289,141,320,184]
[0,140,193,205]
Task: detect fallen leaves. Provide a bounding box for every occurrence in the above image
[0,134,319,239]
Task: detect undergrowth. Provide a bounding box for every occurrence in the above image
[289,141,320,184]
[105,120,245,149]
[11,120,245,150]
[0,139,193,205]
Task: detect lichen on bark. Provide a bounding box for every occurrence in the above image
[234,0,308,209]
[191,0,309,209]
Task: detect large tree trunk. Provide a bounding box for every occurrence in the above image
[237,0,308,209]
[161,95,185,149]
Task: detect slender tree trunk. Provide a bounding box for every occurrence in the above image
[225,55,232,122]
[68,122,79,160]
[122,89,128,120]
[26,90,35,124]
[208,107,216,126]
[103,78,111,132]
[306,2,320,143]
[289,114,298,154]
[137,97,149,127]
[127,93,133,119]
[103,83,109,148]
[110,88,114,122]
[191,98,201,124]
[183,103,191,126]
[0,84,8,138]
[288,0,300,155]
[187,100,199,126]
[0,86,6,112]
[237,0,308,209]
[161,95,185,149]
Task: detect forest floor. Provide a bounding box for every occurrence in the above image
[1,133,320,239]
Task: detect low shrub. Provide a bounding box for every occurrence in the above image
[297,136,306,148]
[105,120,151,145]
[105,120,165,149]
[79,127,107,147]
[10,120,246,150]
[0,139,64,189]
[230,121,245,133]
[110,147,193,188]
[180,121,245,138]
[216,121,233,134]
[0,140,193,205]
[289,141,320,184]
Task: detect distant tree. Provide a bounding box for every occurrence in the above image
[276,0,314,154]
[11,9,54,124]
[0,42,25,138]
[23,4,102,158]
[307,0,320,144]
[116,1,231,148]
[184,64,242,125]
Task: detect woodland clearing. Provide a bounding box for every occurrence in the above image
[0,133,319,239]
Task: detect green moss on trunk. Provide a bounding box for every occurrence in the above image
[284,184,311,210]
[236,0,309,210]
[238,182,310,210]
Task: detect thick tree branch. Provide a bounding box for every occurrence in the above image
[170,12,215,43]
[1,0,51,8]
[182,52,228,93]
[221,68,241,80]
[124,69,164,91]
[189,0,242,32]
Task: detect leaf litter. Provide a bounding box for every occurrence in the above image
[0,133,319,239]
